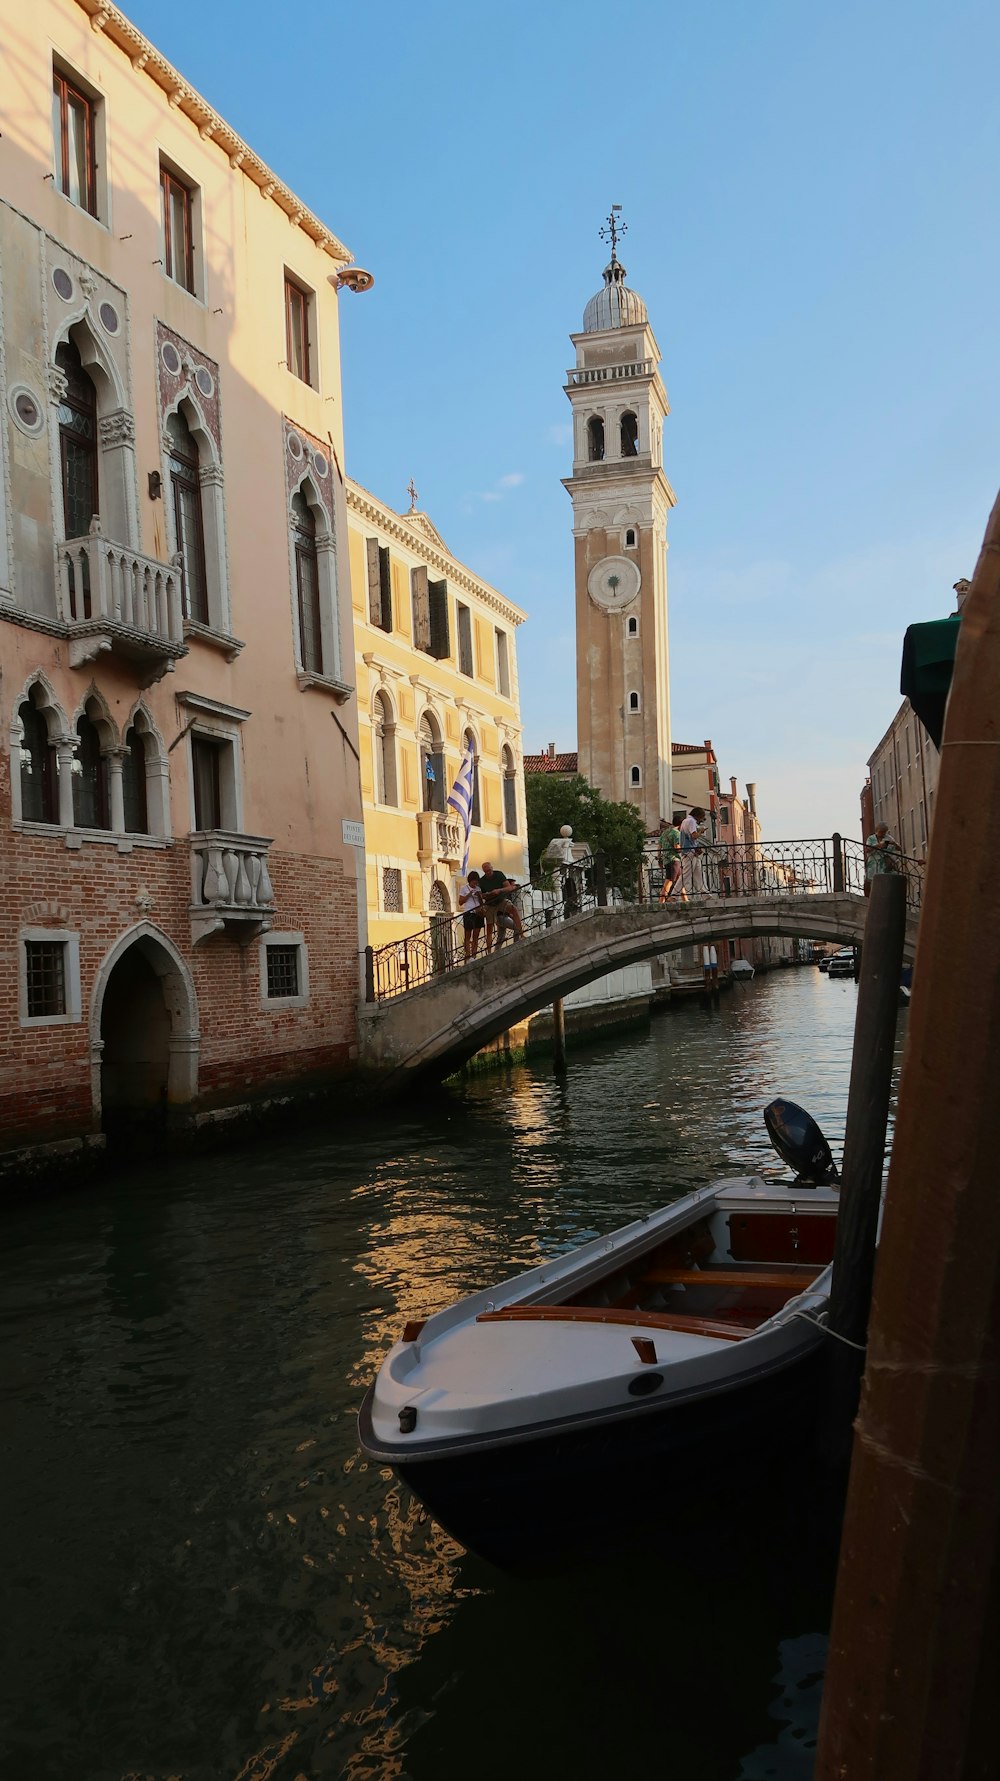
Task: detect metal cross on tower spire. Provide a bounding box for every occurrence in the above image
[406,478,418,512]
[599,204,627,265]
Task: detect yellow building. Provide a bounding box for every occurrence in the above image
[347,484,529,949]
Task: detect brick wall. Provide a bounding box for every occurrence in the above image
[1,760,360,1154]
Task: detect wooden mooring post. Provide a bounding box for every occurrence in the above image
[816,488,1000,1780]
[822,867,906,1464]
[551,997,567,1074]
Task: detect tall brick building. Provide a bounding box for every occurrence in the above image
[1,0,370,1179]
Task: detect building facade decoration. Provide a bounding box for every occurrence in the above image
[0,0,366,1180]
[347,481,528,949]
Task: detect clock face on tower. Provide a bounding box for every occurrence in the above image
[587,555,641,611]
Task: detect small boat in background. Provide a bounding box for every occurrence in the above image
[359,1103,841,1570]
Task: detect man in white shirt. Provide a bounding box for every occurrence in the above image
[679,806,707,897]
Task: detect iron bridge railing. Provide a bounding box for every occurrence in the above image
[364,834,924,1005]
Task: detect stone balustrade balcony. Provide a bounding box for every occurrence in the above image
[189,831,275,944]
[57,519,187,679]
[416,810,463,868]
[565,359,654,386]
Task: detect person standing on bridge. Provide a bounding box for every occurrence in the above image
[480,860,524,950]
[864,822,900,895]
[458,871,485,961]
[680,807,707,898]
[658,817,686,903]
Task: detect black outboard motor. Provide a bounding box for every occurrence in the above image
[763,1098,839,1187]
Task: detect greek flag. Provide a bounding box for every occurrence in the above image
[446,747,476,876]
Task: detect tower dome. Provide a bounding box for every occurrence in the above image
[583,259,648,333]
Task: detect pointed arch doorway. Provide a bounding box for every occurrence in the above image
[92,925,199,1143]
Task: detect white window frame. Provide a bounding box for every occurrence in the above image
[260,932,309,1009]
[628,690,641,712]
[19,928,81,1028]
[630,764,642,788]
[627,615,639,637]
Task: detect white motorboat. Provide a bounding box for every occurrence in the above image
[359,1102,841,1570]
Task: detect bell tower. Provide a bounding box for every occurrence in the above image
[563,210,676,828]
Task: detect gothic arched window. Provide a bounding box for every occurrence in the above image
[373,692,397,807]
[291,490,322,673]
[420,713,445,813]
[167,407,209,625]
[57,338,98,542]
[122,724,149,834]
[73,706,111,830]
[587,416,605,462]
[620,411,638,457]
[18,694,58,825]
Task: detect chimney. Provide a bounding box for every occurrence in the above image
[730,776,738,799]
[548,741,555,760]
[954,578,971,612]
[746,782,757,817]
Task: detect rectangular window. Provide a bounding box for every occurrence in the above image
[192,733,225,830]
[25,940,66,1018]
[266,945,299,1000]
[382,866,403,913]
[161,164,195,293]
[284,276,312,384]
[496,628,511,698]
[52,69,97,216]
[457,602,474,676]
[428,579,450,660]
[260,932,309,1007]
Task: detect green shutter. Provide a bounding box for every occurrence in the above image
[366,537,381,627]
[378,545,392,631]
[429,579,450,660]
[411,565,431,652]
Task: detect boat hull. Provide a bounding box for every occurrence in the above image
[360,1341,824,1572]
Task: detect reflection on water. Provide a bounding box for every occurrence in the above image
[0,970,903,1780]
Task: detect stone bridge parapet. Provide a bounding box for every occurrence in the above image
[358,892,920,1090]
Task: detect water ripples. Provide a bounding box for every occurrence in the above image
[1,970,902,1779]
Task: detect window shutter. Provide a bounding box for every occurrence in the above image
[378,545,392,631]
[429,579,450,660]
[411,566,431,653]
[366,538,381,626]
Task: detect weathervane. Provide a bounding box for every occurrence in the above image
[599,204,627,265]
[406,478,418,512]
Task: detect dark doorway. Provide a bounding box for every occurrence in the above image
[100,945,171,1142]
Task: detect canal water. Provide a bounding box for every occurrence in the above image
[2,968,907,1781]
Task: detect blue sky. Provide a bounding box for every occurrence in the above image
[131,0,999,839]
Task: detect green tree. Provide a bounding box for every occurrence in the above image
[524,772,648,893]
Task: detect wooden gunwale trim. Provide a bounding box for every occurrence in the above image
[641,1267,820,1290]
[476,1306,750,1342]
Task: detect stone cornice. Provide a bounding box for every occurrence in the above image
[75,0,352,266]
[346,482,526,627]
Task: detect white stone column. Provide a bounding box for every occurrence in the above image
[98,410,139,547]
[54,733,77,829]
[106,746,127,834]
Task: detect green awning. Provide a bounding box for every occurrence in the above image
[900,614,960,748]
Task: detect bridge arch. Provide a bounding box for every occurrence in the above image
[359,893,919,1090]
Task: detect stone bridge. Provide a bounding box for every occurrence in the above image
[357,891,920,1090]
